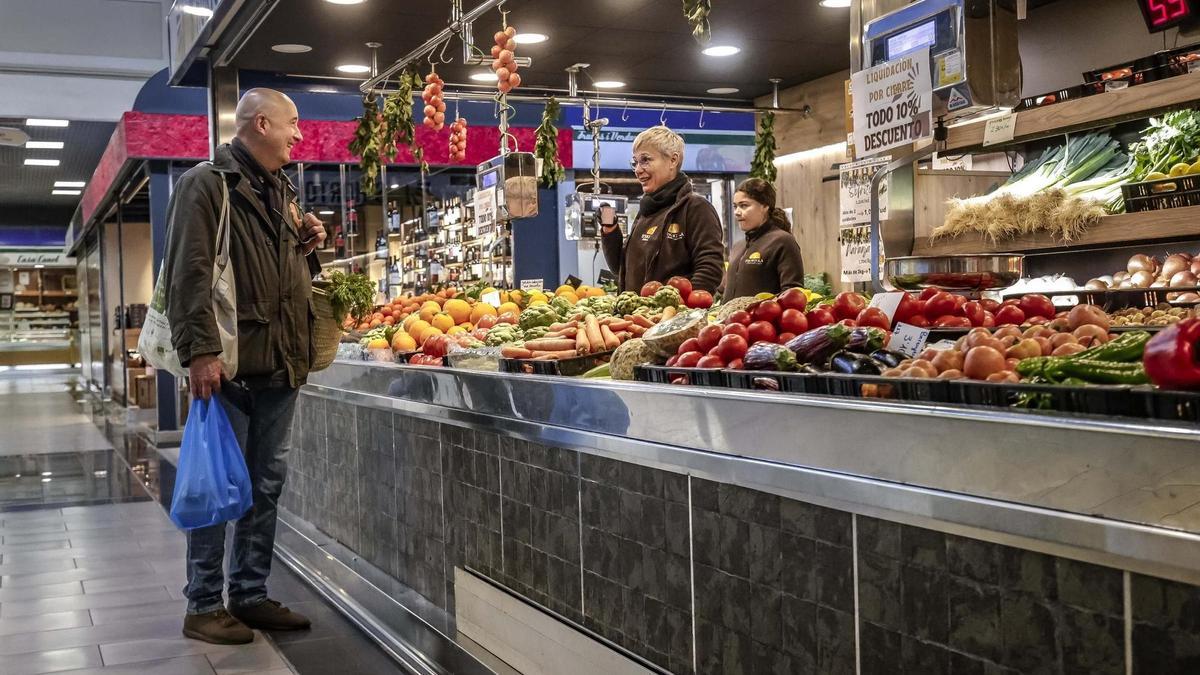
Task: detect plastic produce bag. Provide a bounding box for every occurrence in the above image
[169,398,252,530]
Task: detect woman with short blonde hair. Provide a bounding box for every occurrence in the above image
[600,125,724,293]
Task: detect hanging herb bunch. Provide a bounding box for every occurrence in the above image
[682,0,712,46]
[750,111,778,184]
[349,95,382,197]
[535,97,566,188]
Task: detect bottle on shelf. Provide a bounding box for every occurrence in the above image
[388,257,402,287]
[388,201,400,235]
[346,199,359,237]
[375,232,388,260]
[334,226,347,258]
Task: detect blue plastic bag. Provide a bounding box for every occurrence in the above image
[169,398,253,530]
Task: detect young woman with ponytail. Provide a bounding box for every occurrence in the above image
[718,178,805,299]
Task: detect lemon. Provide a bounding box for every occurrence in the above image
[1146,171,1170,181]
[1169,163,1191,178]
[755,292,775,300]
[1188,160,1200,175]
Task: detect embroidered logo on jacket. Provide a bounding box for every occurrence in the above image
[641,225,658,241]
[666,223,684,241]
[746,251,764,265]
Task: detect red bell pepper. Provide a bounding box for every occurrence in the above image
[1143,318,1200,390]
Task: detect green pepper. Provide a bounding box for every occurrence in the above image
[1045,360,1149,385]
[1082,331,1151,362]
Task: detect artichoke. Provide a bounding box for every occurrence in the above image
[633,305,662,320]
[549,295,574,319]
[614,292,646,317]
[652,286,683,309]
[522,325,551,340]
[484,324,524,346]
[519,305,559,331]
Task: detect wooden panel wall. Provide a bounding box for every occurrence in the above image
[775,145,850,293]
[756,70,850,156]
[913,171,1010,240]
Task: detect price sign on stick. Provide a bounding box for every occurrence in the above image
[888,322,931,358]
[520,279,544,292]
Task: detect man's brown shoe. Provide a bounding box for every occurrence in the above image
[182,609,254,645]
[229,599,311,631]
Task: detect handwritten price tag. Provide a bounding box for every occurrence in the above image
[520,278,544,292]
[481,291,501,308]
[983,113,1017,147]
[887,322,931,358]
[868,292,906,322]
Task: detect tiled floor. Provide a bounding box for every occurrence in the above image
[0,374,414,674]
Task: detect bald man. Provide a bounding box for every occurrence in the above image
[163,88,323,644]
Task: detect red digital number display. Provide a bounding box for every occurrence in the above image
[1139,0,1194,31]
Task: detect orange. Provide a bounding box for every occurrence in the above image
[458,322,473,330]
[391,332,417,352]
[431,312,455,333]
[508,289,525,306]
[555,285,575,296]
[447,326,467,336]
[444,298,472,324]
[559,292,579,305]
[402,314,419,330]
[419,301,441,323]
[372,312,385,322]
[366,337,389,350]
[498,302,521,317]
[383,316,395,325]
[407,319,431,340]
[418,325,443,344]
[470,303,498,324]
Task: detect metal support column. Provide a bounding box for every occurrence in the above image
[148,161,179,435]
[208,65,239,157]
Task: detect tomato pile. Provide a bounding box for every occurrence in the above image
[422,71,446,131]
[640,277,714,310]
[448,117,468,162]
[880,289,1058,328]
[491,27,522,94]
[665,287,812,369]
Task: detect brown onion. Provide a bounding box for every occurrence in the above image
[1085,279,1109,290]
[1130,270,1155,288]
[1128,254,1156,274]
[1162,254,1192,278]
[1113,271,1130,283]
[1174,292,1200,303]
[1192,259,1200,275]
[1170,271,1198,287]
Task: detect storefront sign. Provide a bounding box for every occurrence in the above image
[0,252,73,267]
[570,128,754,173]
[850,47,933,157]
[839,156,891,227]
[839,226,873,284]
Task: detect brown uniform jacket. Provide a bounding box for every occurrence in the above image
[719,222,805,300]
[601,181,725,293]
[163,144,321,388]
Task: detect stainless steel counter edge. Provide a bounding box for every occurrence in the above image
[306,361,1200,586]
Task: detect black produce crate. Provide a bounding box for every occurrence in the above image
[1121,173,1200,198]
[946,380,1137,417]
[634,365,729,388]
[1083,54,1161,88]
[1155,42,1200,77]
[999,288,1200,311]
[1017,86,1088,111]
[1134,387,1200,424]
[500,350,613,376]
[819,373,953,403]
[725,370,826,395]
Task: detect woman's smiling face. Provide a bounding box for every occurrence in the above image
[631,146,680,194]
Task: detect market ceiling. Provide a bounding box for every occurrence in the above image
[232,0,852,102]
[0,118,114,229]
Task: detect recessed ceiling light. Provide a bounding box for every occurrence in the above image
[26,141,64,149]
[318,210,336,215]
[512,33,548,45]
[33,264,45,269]
[180,5,214,17]
[336,64,371,74]
[41,471,52,476]
[325,0,366,3]
[707,87,740,95]
[470,71,498,82]
[54,181,85,188]
[594,81,626,89]
[52,189,81,195]
[819,0,851,7]
[272,44,312,54]
[25,159,60,167]
[42,477,52,483]
[26,119,68,127]
[702,45,741,57]
[390,183,400,189]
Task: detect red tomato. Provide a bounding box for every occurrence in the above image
[716,334,749,362]
[925,292,957,318]
[995,305,1025,326]
[667,276,693,300]
[832,292,868,321]
[423,334,453,357]
[1018,294,1056,320]
[979,298,1001,313]
[982,311,996,328]
[686,290,714,309]
[677,338,701,356]
[839,319,859,327]
[1027,316,1049,325]
[962,301,985,327]
[919,288,941,301]
[753,300,784,326]
[807,307,836,328]
[728,358,744,370]
[640,281,663,298]
[856,307,891,330]
[725,310,753,326]
[777,287,808,312]
[697,355,725,369]
[952,294,968,314]
[779,308,809,335]
[933,315,972,328]
[893,293,920,323]
[723,323,750,342]
[676,351,703,368]
[778,332,796,344]
[906,315,931,328]
[747,320,778,344]
[476,314,499,330]
[698,324,723,353]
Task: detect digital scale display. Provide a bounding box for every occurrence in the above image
[479,169,499,189]
[887,19,936,60]
[1136,0,1195,32]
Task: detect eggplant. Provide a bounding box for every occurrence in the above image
[870,349,904,369]
[830,350,883,375]
[798,364,827,375]
[846,327,888,354]
[785,324,851,364]
[743,343,798,371]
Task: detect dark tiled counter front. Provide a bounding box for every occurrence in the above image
[282,363,1200,674]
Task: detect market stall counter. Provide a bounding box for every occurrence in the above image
[278,359,1200,675]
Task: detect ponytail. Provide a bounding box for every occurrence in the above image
[768,207,792,233]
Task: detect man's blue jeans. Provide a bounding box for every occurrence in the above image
[184,381,298,615]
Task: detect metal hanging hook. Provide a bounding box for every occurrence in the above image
[660,103,667,127]
[437,35,454,64]
[621,99,629,123]
[698,103,706,129]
